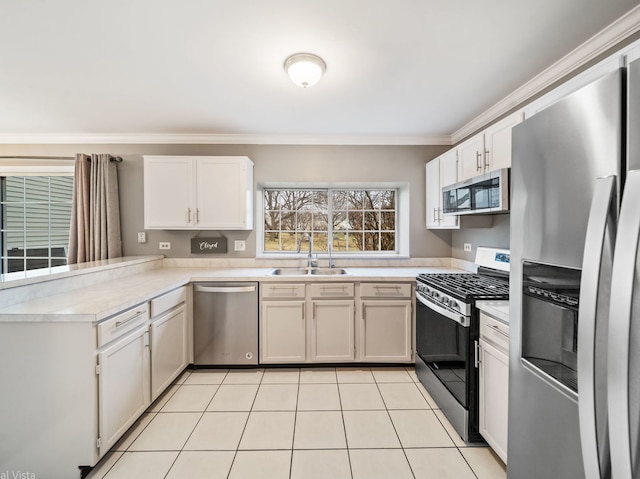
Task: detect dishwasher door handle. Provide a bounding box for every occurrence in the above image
[195,285,257,293]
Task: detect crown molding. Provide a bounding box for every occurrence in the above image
[0,132,452,146]
[451,4,640,144]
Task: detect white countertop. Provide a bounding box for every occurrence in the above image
[476,300,510,324]
[0,265,461,323]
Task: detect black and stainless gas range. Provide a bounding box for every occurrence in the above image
[415,247,509,443]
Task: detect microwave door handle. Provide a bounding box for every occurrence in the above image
[609,170,640,479]
[578,175,616,479]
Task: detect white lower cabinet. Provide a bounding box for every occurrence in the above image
[478,312,509,463]
[149,286,188,401]
[261,300,306,363]
[259,281,412,364]
[360,300,412,361]
[150,304,188,401]
[311,299,355,362]
[260,282,356,364]
[359,282,413,362]
[97,323,150,455]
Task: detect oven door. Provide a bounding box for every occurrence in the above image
[415,293,470,408]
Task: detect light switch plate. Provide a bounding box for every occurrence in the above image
[464,243,472,252]
[159,242,171,250]
[137,232,146,243]
[234,240,246,251]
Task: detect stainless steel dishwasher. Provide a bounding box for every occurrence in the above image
[193,282,259,365]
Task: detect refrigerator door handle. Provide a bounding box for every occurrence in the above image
[578,175,616,479]
[609,169,640,479]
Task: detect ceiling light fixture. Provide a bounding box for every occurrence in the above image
[284,53,326,88]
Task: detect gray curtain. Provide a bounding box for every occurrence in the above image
[68,153,122,264]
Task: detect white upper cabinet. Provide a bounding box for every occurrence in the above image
[439,147,458,188]
[426,153,459,230]
[458,111,522,182]
[144,157,194,229]
[458,133,486,182]
[483,111,523,172]
[144,156,254,230]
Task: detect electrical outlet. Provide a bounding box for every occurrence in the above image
[234,240,246,251]
[159,242,171,250]
[464,243,472,252]
[137,232,146,243]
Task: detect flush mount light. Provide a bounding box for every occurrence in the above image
[284,53,326,88]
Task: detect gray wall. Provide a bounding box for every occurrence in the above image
[451,214,510,261]
[0,143,458,259]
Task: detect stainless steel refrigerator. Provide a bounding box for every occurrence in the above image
[510,58,640,479]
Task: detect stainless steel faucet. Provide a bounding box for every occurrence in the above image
[297,233,317,268]
[328,244,335,268]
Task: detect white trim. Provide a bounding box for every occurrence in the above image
[0,165,74,176]
[451,5,640,143]
[0,133,452,146]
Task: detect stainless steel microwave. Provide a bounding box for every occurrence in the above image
[442,168,510,215]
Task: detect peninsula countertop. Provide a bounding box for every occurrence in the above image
[0,265,465,323]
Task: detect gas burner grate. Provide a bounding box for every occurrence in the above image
[417,273,509,301]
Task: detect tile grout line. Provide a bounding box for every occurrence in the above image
[226,368,264,479]
[335,368,355,479]
[373,370,418,479]
[288,368,302,479]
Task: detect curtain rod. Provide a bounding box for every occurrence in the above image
[0,155,123,163]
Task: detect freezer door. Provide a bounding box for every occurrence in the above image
[608,169,640,479]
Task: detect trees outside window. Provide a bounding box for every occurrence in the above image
[264,188,396,254]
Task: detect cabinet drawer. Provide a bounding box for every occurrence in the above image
[480,312,509,352]
[150,286,186,317]
[97,303,150,348]
[360,283,411,298]
[262,283,306,299]
[309,283,354,298]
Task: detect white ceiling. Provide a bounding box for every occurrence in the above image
[1,0,639,145]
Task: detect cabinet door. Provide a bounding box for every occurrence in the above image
[479,339,509,463]
[311,300,355,362]
[144,156,194,229]
[458,134,485,182]
[438,149,460,228]
[484,111,523,172]
[425,159,441,228]
[150,304,188,401]
[98,325,150,456]
[196,157,253,230]
[439,148,458,188]
[360,301,412,362]
[260,301,306,363]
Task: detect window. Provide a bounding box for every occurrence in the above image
[1,175,74,274]
[263,188,397,254]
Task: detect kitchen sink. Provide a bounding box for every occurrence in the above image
[309,268,348,275]
[268,268,349,276]
[269,268,310,276]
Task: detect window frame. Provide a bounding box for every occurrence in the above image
[0,163,74,275]
[257,182,410,258]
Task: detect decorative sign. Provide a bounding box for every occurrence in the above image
[191,237,228,254]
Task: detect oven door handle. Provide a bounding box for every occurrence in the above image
[416,293,470,327]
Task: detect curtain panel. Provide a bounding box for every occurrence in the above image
[68,154,122,264]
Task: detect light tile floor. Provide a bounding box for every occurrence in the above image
[87,366,507,479]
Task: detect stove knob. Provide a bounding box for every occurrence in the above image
[449,302,459,311]
[442,297,450,306]
[432,291,440,300]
